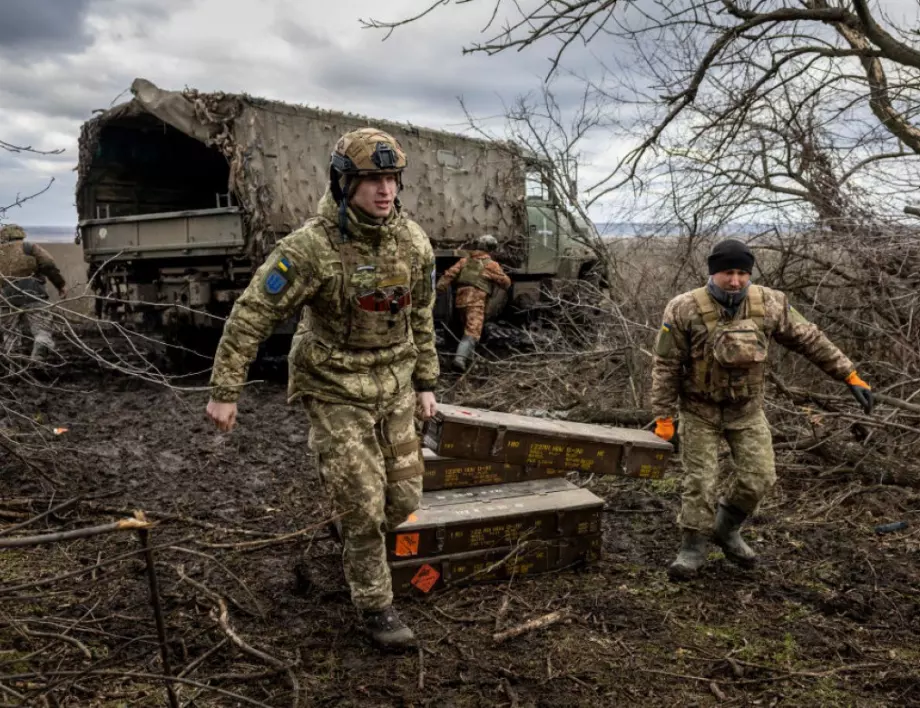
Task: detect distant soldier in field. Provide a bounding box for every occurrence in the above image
[0,223,68,364]
[436,234,511,370]
[651,238,874,581]
[205,128,438,651]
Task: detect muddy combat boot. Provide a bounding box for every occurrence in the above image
[667,529,709,581]
[452,335,477,371]
[362,605,416,651]
[713,501,757,569]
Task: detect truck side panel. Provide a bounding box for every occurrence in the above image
[230,101,528,249]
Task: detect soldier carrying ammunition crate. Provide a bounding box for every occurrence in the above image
[205,128,439,651]
[651,239,875,581]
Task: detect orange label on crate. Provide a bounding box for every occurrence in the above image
[410,564,440,593]
[394,533,420,557]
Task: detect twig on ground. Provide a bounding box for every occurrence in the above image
[493,610,569,644]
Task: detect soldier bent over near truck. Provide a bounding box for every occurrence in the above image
[205,128,439,650]
[650,239,874,581]
[0,224,68,364]
[435,234,511,370]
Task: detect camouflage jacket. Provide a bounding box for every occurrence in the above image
[209,190,439,408]
[650,284,855,425]
[436,251,511,300]
[0,241,66,305]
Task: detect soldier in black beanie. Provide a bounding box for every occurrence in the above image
[648,237,875,581]
[708,238,755,275]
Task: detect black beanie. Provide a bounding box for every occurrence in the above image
[708,239,755,275]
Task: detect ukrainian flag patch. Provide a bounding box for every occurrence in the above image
[263,256,293,296]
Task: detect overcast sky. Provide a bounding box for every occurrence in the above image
[0,0,610,227]
[2,0,919,229]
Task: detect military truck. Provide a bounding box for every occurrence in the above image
[75,78,599,345]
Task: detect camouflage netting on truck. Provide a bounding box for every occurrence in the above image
[77,78,530,264]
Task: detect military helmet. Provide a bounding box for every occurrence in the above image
[0,224,26,243]
[331,128,407,176]
[475,234,499,252]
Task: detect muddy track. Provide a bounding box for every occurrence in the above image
[1,363,919,707]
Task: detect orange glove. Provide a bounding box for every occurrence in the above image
[845,371,874,415]
[654,417,675,441]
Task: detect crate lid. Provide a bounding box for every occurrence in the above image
[395,478,603,530]
[432,404,671,451]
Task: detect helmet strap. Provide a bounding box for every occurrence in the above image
[329,166,352,242]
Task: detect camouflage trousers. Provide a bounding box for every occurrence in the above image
[677,408,776,531]
[306,388,424,611]
[455,287,487,339]
[1,302,55,363]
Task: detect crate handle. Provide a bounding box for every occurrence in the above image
[490,426,508,458]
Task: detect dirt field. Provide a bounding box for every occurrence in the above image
[2,347,919,707]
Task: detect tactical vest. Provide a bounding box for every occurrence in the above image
[689,285,769,402]
[310,223,413,350]
[0,241,47,307]
[455,257,492,293]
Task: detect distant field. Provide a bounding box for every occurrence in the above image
[17,226,76,243]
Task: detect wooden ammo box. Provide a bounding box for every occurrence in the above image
[423,404,672,479]
[422,447,568,491]
[390,534,602,596]
[386,477,604,561]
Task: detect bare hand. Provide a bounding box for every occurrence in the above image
[416,392,437,421]
[206,400,238,432]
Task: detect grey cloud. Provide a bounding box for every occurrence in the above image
[0,0,624,225]
[0,0,93,55]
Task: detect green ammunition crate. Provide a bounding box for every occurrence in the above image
[423,404,672,479]
[387,477,604,561]
[390,534,602,595]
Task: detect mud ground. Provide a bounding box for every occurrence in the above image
[2,353,919,707]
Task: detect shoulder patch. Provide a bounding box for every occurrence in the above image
[655,323,675,357]
[263,256,293,296]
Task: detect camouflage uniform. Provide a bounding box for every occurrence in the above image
[651,284,854,530]
[0,224,66,363]
[436,250,511,339]
[209,131,438,614]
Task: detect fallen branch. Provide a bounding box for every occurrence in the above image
[0,517,153,549]
[0,669,275,707]
[0,534,194,596]
[0,497,83,537]
[194,512,347,552]
[169,546,265,618]
[19,625,92,661]
[176,565,300,708]
[418,647,425,691]
[0,436,58,486]
[492,610,568,644]
[178,637,229,679]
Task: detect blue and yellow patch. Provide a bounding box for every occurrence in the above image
[661,323,672,333]
[263,256,293,296]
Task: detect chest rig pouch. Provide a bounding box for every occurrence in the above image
[337,230,413,349]
[692,285,768,401]
[455,257,492,293]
